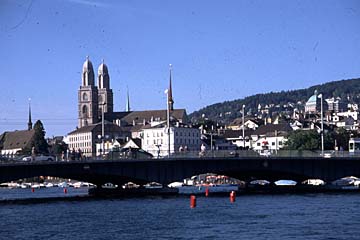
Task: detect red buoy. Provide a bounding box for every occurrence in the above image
[64,188,67,194]
[31,188,35,193]
[230,191,236,203]
[190,195,196,208]
[205,187,209,197]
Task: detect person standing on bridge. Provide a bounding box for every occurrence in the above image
[199,144,206,157]
[70,148,76,161]
[31,147,36,162]
[77,148,83,161]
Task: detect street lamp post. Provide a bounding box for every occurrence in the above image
[101,102,106,157]
[318,93,324,156]
[210,125,214,153]
[242,104,245,150]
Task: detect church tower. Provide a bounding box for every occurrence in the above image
[97,60,113,117]
[78,56,99,128]
[168,64,174,111]
[28,98,32,130]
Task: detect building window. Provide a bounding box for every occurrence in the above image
[82,105,88,118]
[83,93,88,101]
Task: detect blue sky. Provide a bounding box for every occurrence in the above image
[0,0,359,137]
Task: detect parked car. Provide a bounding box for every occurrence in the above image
[22,155,55,162]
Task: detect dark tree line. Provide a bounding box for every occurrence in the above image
[190,78,360,124]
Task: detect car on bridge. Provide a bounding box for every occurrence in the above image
[22,155,55,162]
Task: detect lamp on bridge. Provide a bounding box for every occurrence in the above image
[100,102,106,157]
[242,104,245,149]
[318,93,324,156]
[97,135,102,156]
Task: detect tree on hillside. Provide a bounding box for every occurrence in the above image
[32,120,49,154]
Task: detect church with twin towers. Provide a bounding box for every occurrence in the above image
[77,56,186,128]
[78,56,114,128]
[68,56,191,157]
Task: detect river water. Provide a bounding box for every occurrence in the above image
[0,188,360,240]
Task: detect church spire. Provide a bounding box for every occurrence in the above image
[126,87,131,112]
[168,64,174,111]
[28,98,32,130]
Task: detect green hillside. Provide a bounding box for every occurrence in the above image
[189,78,360,124]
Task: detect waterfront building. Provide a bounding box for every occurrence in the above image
[251,123,292,153]
[349,138,360,154]
[0,130,35,155]
[0,101,35,156]
[222,129,254,149]
[142,121,201,157]
[67,122,129,157]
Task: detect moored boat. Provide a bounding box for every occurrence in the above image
[144,182,163,189]
[177,183,239,195]
[176,173,243,195]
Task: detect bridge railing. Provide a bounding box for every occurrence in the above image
[0,150,359,164]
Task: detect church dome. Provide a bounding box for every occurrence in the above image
[82,56,94,73]
[306,90,318,104]
[307,95,317,104]
[98,61,109,75]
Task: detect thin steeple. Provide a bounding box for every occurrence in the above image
[168,64,174,111]
[28,98,32,130]
[126,87,131,112]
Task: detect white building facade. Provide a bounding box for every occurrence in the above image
[142,123,201,157]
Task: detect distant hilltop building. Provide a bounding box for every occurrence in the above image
[305,90,321,114]
[325,97,347,113]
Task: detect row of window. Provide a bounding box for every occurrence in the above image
[145,130,200,138]
[69,141,92,149]
[176,139,200,145]
[256,141,283,146]
[147,132,164,138]
[69,135,91,142]
[175,131,199,137]
[146,138,200,146]
[148,139,163,145]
